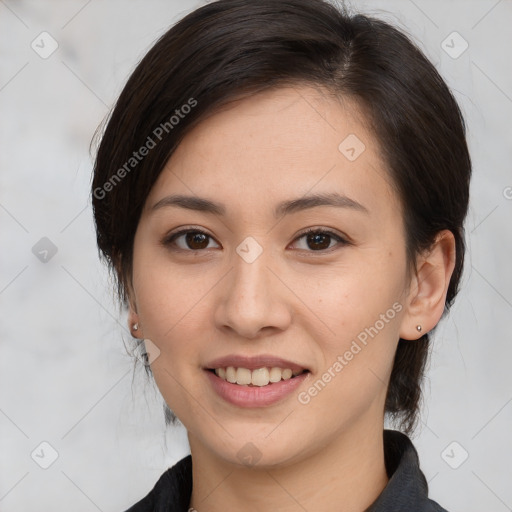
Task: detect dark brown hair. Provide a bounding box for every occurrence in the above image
[91,0,471,434]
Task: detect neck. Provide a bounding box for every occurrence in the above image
[188,421,388,512]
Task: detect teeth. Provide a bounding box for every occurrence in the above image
[269,367,282,383]
[214,366,303,386]
[225,366,237,383]
[236,367,252,385]
[282,369,293,380]
[251,367,269,386]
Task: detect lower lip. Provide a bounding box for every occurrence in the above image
[205,370,309,408]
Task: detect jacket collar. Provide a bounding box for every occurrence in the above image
[365,429,448,511]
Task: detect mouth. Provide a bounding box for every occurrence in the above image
[203,354,311,407]
[204,361,311,408]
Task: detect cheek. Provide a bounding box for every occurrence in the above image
[132,221,407,357]
[131,247,221,365]
[301,257,406,415]
[299,267,404,420]
[133,242,406,343]
[134,269,209,335]
[306,257,405,342]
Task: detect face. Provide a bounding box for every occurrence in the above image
[129,85,413,468]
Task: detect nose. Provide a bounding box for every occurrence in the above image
[214,247,292,340]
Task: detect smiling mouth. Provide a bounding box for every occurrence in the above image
[206,367,310,387]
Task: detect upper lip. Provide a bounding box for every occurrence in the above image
[205,354,309,373]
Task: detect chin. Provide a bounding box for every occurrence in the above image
[193,422,314,470]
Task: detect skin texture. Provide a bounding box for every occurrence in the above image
[127,86,455,512]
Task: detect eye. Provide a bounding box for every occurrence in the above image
[291,228,349,252]
[162,228,220,251]
[161,227,350,253]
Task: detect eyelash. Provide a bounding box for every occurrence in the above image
[161,226,350,254]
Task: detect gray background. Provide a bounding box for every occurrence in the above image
[1,0,511,510]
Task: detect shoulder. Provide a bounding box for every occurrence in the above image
[123,455,193,512]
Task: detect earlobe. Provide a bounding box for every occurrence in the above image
[126,283,142,338]
[113,257,141,337]
[399,230,456,340]
[128,301,141,338]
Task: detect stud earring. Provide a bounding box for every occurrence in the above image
[416,325,422,332]
[133,323,139,331]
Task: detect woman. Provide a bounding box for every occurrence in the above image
[91,0,471,510]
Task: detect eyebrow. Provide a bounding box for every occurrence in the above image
[151,192,369,218]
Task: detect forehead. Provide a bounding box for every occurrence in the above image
[146,85,398,218]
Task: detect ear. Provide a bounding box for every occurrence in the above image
[399,230,456,340]
[121,266,142,339]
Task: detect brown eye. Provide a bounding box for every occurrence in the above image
[183,231,210,250]
[305,232,331,250]
[163,229,219,251]
[292,229,349,252]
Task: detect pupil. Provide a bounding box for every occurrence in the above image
[308,233,330,250]
[187,232,208,249]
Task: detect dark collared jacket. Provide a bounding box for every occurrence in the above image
[125,430,449,511]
